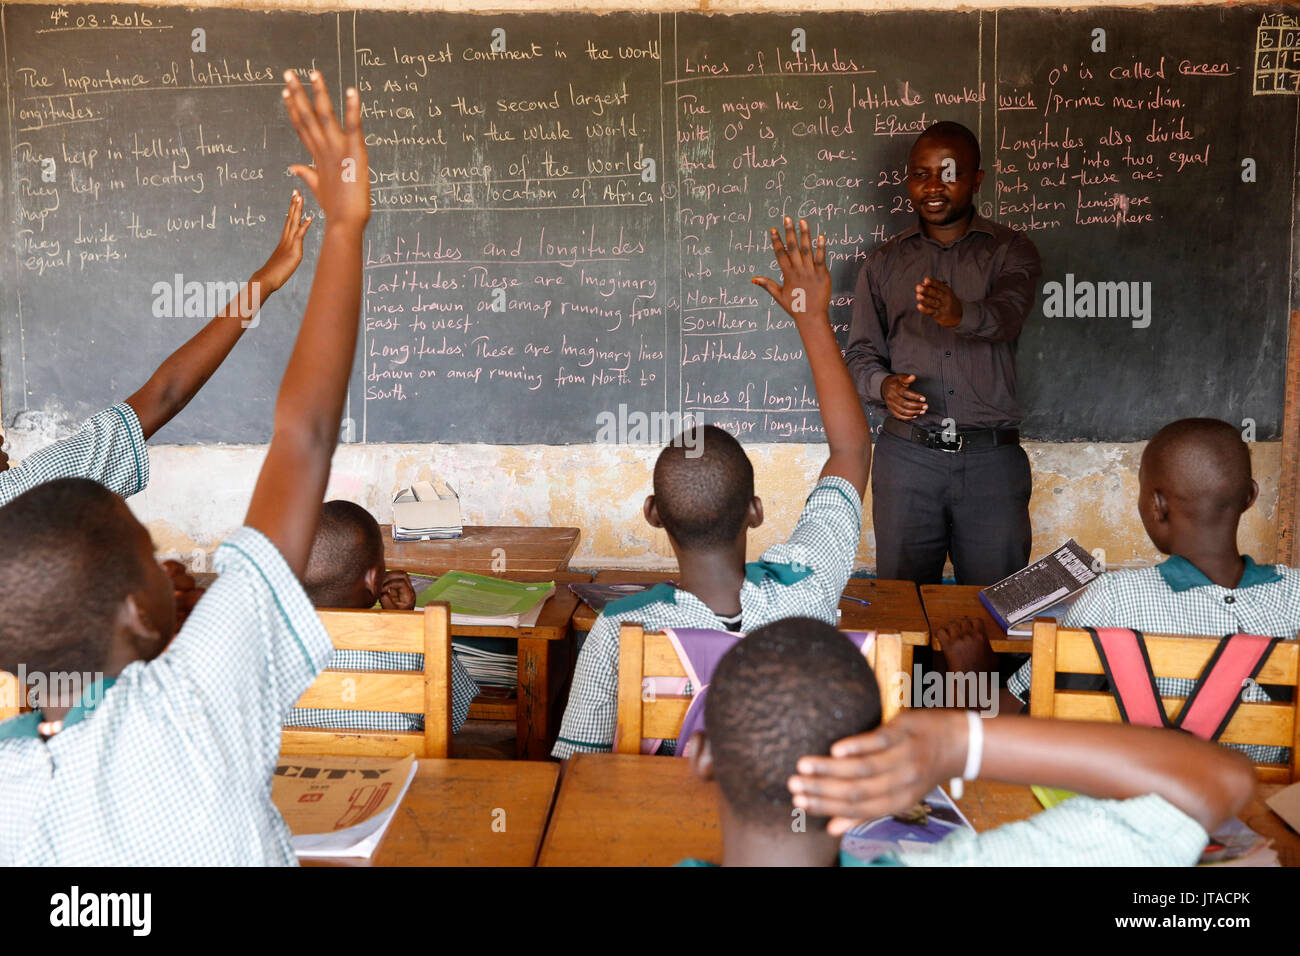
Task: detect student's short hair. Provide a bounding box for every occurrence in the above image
[1145,418,1254,519]
[652,425,753,548]
[916,120,981,168]
[303,500,385,608]
[0,478,153,676]
[705,617,882,828]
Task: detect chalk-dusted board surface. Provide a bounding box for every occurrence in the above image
[3,4,1296,443]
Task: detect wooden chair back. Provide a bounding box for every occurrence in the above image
[1030,619,1299,782]
[281,602,453,758]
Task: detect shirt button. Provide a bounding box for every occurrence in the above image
[948,389,955,395]
[945,350,951,357]
[1224,595,1236,604]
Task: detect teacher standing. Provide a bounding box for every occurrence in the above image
[845,121,1042,586]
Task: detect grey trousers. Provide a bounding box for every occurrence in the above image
[871,428,1033,586]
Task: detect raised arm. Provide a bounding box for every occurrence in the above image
[789,709,1255,836]
[243,71,369,575]
[753,217,872,498]
[124,192,313,439]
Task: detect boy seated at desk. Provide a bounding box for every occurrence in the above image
[0,71,368,864]
[682,617,1255,866]
[288,499,480,735]
[944,418,1300,763]
[553,219,873,758]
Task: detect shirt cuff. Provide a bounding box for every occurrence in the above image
[108,403,151,497]
[867,369,891,403]
[214,526,334,676]
[955,299,983,336]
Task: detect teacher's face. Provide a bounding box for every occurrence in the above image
[907,135,983,228]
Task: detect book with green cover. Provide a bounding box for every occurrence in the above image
[1030,785,1077,809]
[415,570,554,627]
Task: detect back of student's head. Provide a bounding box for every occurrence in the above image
[303,499,385,608]
[652,424,753,548]
[704,617,882,829]
[1144,418,1254,519]
[0,478,158,676]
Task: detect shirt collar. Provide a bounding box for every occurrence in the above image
[1156,555,1282,593]
[0,676,117,741]
[898,212,998,247]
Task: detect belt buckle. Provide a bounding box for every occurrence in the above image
[935,432,964,454]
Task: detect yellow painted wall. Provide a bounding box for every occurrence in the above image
[4,0,1283,573]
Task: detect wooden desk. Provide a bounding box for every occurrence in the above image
[921,584,1027,655]
[305,758,559,867]
[436,570,587,760]
[537,753,721,866]
[571,572,928,674]
[537,754,1300,867]
[381,525,581,576]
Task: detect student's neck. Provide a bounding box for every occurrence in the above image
[675,543,747,617]
[719,811,841,867]
[921,208,974,245]
[1172,531,1245,589]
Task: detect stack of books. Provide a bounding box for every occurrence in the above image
[414,571,557,692]
[392,479,462,542]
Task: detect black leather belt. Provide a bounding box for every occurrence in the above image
[883,417,1020,453]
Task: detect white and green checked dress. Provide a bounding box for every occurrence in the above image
[1009,556,1300,764]
[0,527,333,865]
[0,403,149,505]
[552,475,863,759]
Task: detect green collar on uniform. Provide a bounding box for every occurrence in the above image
[1156,554,1281,593]
[744,560,814,587]
[0,677,117,741]
[604,583,679,615]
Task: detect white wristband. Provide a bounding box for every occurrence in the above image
[948,711,984,800]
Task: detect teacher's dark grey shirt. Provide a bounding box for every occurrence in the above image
[844,214,1041,430]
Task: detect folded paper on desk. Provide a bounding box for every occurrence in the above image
[840,786,974,862]
[271,754,418,859]
[393,478,462,541]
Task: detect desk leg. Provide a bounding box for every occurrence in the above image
[517,637,550,760]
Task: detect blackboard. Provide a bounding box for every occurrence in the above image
[3,4,1296,444]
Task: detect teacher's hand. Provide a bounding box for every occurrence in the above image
[916,277,962,327]
[881,373,928,421]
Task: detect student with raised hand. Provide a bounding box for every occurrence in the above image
[0,70,368,865]
[681,618,1255,866]
[290,500,480,736]
[0,192,312,507]
[948,418,1300,761]
[552,217,871,759]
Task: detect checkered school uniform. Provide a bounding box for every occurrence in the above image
[552,475,863,759]
[0,527,333,865]
[677,793,1209,867]
[0,403,149,505]
[1009,556,1300,763]
[288,650,479,734]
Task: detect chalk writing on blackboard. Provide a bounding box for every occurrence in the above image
[1254,12,1300,94]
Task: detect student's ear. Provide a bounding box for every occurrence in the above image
[747,496,764,530]
[688,732,714,782]
[643,495,663,529]
[117,593,169,662]
[1151,488,1170,523]
[363,564,382,602]
[1244,479,1259,513]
